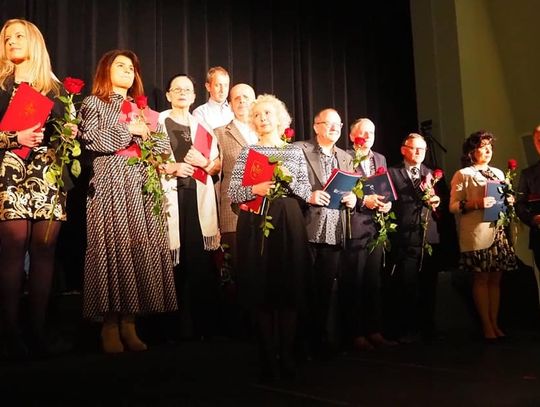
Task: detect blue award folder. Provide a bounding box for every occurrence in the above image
[483,180,507,222]
[323,168,363,209]
[362,172,398,202]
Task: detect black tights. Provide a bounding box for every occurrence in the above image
[0,219,60,339]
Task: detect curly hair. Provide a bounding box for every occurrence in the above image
[461,130,494,167]
[249,94,292,136]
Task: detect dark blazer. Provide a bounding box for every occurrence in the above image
[347,150,387,246]
[294,139,353,244]
[388,162,440,248]
[516,160,540,250]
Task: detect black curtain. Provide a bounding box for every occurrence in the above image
[1,0,417,158]
[0,0,418,289]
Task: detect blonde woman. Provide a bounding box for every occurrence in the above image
[228,94,316,381]
[0,19,77,359]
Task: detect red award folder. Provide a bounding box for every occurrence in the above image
[241,148,276,213]
[0,82,54,159]
[192,124,213,183]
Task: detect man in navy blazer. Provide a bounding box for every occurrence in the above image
[340,118,397,351]
[387,133,442,343]
[516,125,540,267]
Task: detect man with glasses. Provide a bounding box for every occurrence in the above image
[295,108,356,359]
[193,66,234,129]
[387,133,442,344]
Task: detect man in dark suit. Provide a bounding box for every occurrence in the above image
[294,108,356,357]
[516,125,540,269]
[387,133,442,343]
[340,118,397,351]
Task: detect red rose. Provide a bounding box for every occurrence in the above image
[135,95,148,110]
[63,77,85,94]
[376,166,386,175]
[433,168,444,180]
[354,137,366,148]
[507,159,518,170]
[284,127,295,141]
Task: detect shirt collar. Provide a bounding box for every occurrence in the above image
[208,98,229,109]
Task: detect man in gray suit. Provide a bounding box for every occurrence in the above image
[214,83,257,273]
[295,108,356,357]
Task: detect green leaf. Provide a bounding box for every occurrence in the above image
[71,159,81,177]
[70,143,81,157]
[44,170,57,185]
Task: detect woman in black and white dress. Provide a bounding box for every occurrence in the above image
[79,50,177,353]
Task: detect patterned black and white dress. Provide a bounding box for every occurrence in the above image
[0,78,67,221]
[228,144,312,309]
[79,94,177,319]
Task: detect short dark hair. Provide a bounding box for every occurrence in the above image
[461,130,494,167]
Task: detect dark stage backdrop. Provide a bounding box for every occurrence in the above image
[0,0,417,158]
[0,0,418,289]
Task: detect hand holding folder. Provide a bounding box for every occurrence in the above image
[0,82,54,159]
[241,148,276,213]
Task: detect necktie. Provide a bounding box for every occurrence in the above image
[411,167,421,189]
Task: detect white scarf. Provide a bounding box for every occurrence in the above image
[159,110,221,264]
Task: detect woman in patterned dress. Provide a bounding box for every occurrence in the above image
[79,50,177,353]
[0,19,77,359]
[228,94,316,380]
[449,131,517,342]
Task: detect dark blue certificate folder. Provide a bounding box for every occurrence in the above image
[483,180,507,222]
[362,172,398,202]
[323,169,362,209]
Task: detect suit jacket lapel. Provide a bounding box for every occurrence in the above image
[398,165,413,189]
[304,142,325,186]
[228,122,247,148]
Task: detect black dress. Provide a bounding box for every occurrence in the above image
[228,144,312,309]
[0,78,68,221]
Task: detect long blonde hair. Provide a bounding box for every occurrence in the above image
[0,19,59,95]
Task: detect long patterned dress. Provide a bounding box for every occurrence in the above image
[80,94,177,319]
[0,78,67,221]
[228,144,312,309]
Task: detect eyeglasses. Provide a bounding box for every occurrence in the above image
[315,121,343,129]
[169,88,193,94]
[403,145,427,152]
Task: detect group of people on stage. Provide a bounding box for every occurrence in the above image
[0,18,538,382]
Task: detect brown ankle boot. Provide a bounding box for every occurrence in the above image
[120,315,147,352]
[101,314,124,354]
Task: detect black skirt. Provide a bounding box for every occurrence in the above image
[236,196,309,309]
